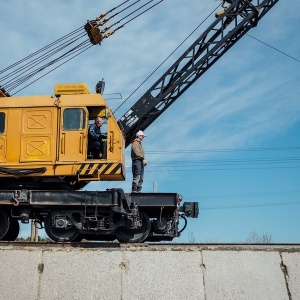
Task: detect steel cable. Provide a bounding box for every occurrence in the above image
[0,0,165,94]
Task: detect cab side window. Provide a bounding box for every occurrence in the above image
[63,108,86,130]
[0,112,5,134]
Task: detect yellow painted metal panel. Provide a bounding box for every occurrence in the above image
[54,83,90,96]
[0,109,7,162]
[20,108,56,162]
[22,110,53,134]
[6,109,22,162]
[0,137,6,162]
[20,136,52,161]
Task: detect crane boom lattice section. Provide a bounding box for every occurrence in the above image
[118,0,279,147]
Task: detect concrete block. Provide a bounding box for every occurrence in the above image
[121,249,205,300]
[202,250,289,300]
[39,248,123,300]
[0,245,298,300]
[0,248,42,299]
[281,252,300,300]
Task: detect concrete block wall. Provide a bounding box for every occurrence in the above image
[0,244,299,300]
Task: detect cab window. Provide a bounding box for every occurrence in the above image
[63,108,86,130]
[0,112,5,133]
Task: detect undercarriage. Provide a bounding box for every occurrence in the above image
[0,188,198,243]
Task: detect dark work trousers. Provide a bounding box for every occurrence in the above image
[88,137,102,159]
[132,159,144,192]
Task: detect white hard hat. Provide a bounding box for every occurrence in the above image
[136,130,146,137]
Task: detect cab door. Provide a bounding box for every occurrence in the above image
[58,107,88,162]
[0,111,7,162]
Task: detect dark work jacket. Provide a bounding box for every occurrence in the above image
[88,123,102,149]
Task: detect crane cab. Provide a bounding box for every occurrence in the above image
[0,83,125,190]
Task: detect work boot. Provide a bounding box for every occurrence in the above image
[132,188,138,193]
[132,184,137,193]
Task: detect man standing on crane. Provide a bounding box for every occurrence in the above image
[131,130,147,193]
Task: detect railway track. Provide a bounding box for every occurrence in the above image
[1,241,300,251]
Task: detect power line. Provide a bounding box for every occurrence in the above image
[200,200,300,210]
[122,146,300,171]
[135,166,300,172]
[147,146,300,154]
[185,190,300,210]
[185,189,300,200]
[123,163,300,172]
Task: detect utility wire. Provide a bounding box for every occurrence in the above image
[188,189,300,200]
[200,200,300,210]
[121,146,300,171]
[147,146,300,154]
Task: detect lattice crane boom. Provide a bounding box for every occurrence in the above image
[117,0,279,147]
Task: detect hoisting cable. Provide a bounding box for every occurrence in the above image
[101,0,144,21]
[113,2,222,116]
[0,28,89,94]
[2,34,88,85]
[8,43,91,93]
[97,0,131,18]
[99,0,146,32]
[5,40,90,92]
[247,34,300,63]
[112,0,164,32]
[113,0,300,129]
[113,2,221,144]
[0,27,83,75]
[110,0,161,28]
[1,31,87,85]
[84,0,163,44]
[12,43,93,95]
[86,0,141,35]
[0,0,164,95]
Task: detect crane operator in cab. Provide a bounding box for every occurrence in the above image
[88,116,103,159]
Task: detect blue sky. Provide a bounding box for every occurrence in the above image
[1,0,299,242]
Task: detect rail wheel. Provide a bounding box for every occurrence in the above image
[2,218,20,241]
[116,211,150,243]
[44,212,79,242]
[0,210,10,240]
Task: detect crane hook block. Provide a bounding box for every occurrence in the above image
[84,20,104,45]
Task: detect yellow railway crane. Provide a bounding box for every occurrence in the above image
[0,0,278,242]
[0,83,125,190]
